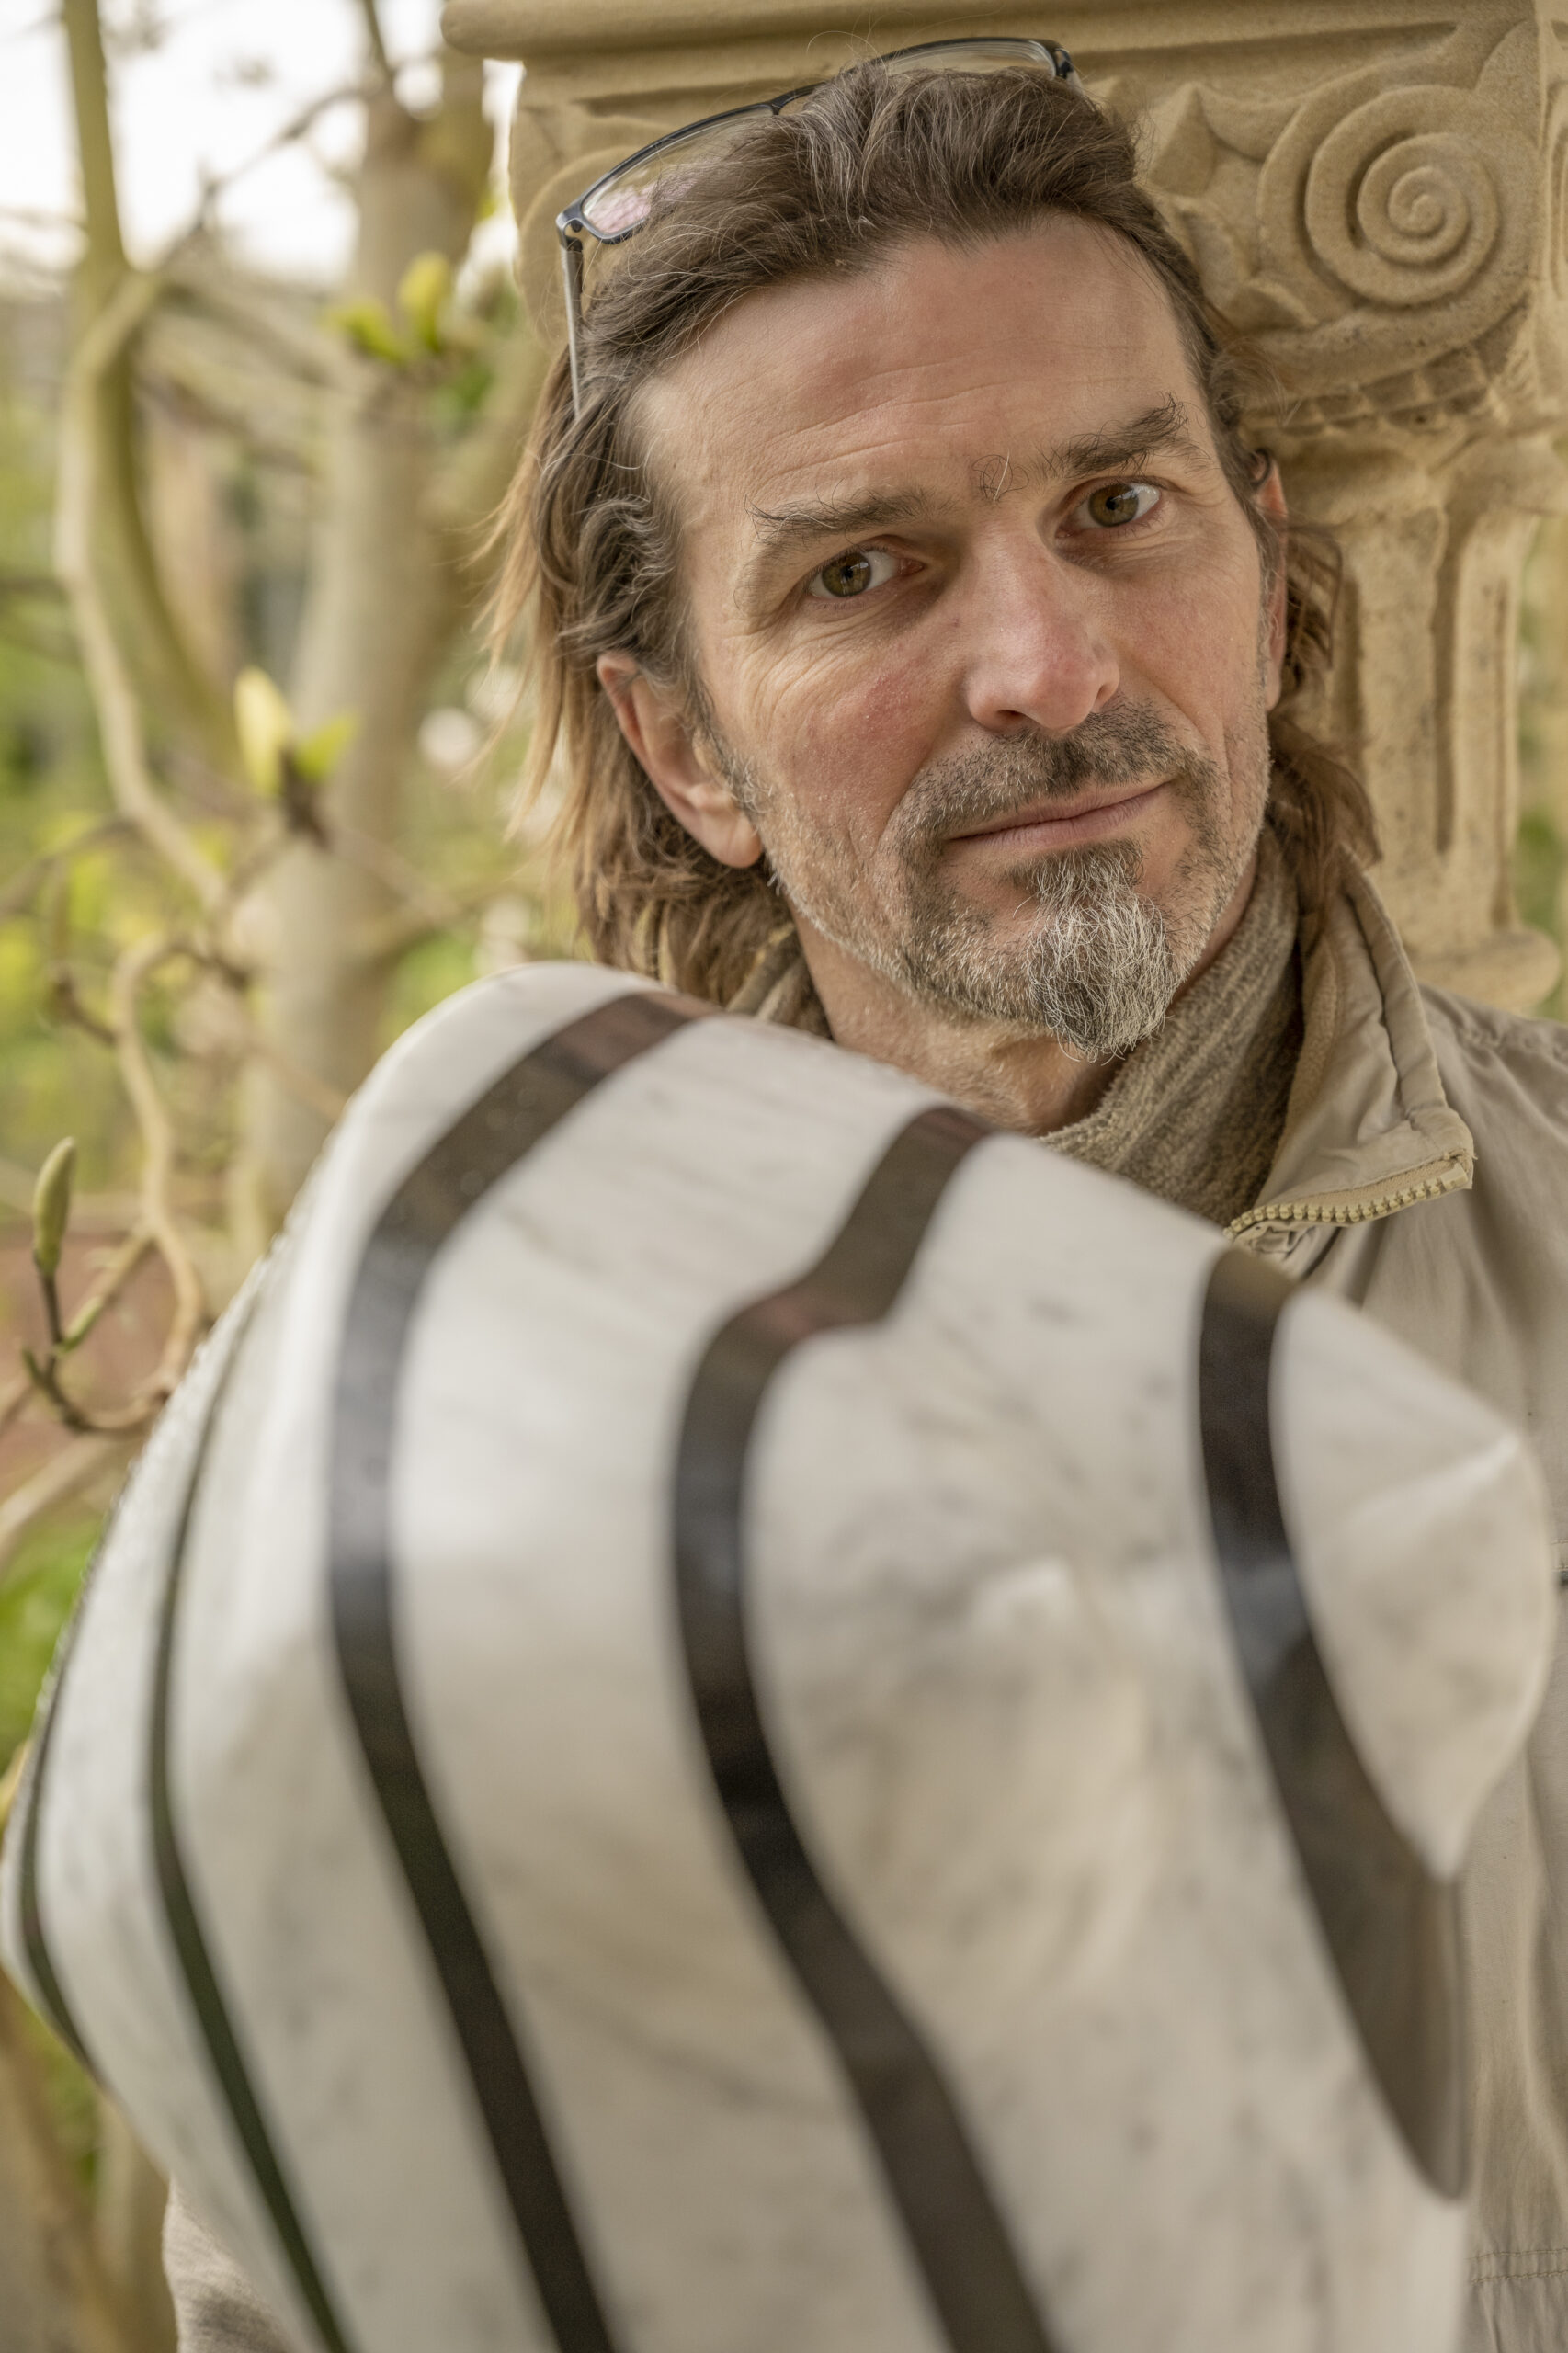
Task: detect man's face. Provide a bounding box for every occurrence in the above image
[614,221,1285,1067]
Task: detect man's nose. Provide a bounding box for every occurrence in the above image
[958,540,1120,736]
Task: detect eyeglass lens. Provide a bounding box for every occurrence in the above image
[575,39,1069,244]
[580,111,778,239]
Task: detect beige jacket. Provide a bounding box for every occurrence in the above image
[164,872,1568,2353]
[1229,872,1568,2353]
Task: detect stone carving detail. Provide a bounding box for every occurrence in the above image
[1135,22,1541,417]
[1303,89,1502,310]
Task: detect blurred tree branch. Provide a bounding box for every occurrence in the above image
[356,0,393,85]
[244,29,527,1219]
[55,269,229,915]
[61,0,236,777]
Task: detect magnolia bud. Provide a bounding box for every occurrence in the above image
[32,1136,75,1280]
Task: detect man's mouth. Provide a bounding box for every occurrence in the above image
[948,777,1169,856]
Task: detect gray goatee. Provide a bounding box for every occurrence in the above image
[725,703,1256,1063]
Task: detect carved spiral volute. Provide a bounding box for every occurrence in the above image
[1304,87,1505,308]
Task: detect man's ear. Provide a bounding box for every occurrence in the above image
[1255,457,1290,710]
[597,654,763,869]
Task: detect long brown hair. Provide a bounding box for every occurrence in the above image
[493,60,1375,1014]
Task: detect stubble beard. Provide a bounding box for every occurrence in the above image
[714,699,1269,1063]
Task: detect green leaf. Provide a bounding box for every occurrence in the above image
[234,665,293,796]
[396,251,453,354]
[0,1516,98,1775]
[293,708,360,786]
[328,296,410,366]
[30,1135,74,1279]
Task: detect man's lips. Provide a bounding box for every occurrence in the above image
[948,778,1169,856]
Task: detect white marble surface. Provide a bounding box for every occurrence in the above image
[1277,1291,1552,1877]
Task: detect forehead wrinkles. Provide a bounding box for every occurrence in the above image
[687,359,1148,498]
[641,345,1210,559]
[650,369,980,522]
[651,233,1190,452]
[642,267,1172,514]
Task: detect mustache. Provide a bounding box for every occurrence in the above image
[889,706,1210,853]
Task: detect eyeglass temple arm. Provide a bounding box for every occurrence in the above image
[559,229,585,416]
[554,40,1080,425]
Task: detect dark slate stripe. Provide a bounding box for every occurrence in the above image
[674,1105,1062,2353]
[331,989,697,2353]
[1199,1245,1468,2198]
[17,1517,108,2075]
[151,1310,358,2353]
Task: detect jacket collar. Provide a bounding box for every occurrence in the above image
[1227,867,1474,1245]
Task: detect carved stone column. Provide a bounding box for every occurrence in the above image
[444,0,1568,1008]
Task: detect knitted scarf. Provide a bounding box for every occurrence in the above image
[1046,824,1302,1228]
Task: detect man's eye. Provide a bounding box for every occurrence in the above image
[806,547,900,600]
[1081,481,1160,529]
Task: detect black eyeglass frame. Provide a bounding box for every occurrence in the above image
[554,35,1084,415]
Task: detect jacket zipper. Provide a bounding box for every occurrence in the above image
[1225,1161,1469,1242]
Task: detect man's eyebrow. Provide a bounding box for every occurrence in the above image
[736,398,1208,598]
[1033,397,1207,484]
[744,486,945,562]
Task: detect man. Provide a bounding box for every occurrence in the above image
[168,44,1568,2352]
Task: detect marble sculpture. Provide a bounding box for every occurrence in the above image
[1,962,1555,2353]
